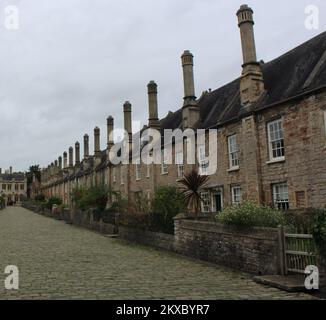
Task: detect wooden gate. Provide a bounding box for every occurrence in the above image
[284,232,317,275]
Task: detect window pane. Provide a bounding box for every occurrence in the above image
[273,183,289,210]
[269,119,285,159]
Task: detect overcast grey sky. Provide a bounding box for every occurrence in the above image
[0,0,325,172]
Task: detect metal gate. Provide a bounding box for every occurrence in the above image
[284,232,317,275]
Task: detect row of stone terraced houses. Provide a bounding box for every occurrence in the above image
[39,5,326,213]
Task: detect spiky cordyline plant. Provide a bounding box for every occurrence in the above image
[178,169,209,217]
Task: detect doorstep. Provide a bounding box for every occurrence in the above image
[253,275,306,292]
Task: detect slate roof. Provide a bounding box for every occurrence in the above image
[0,173,25,182]
[161,31,326,130]
[47,32,326,183]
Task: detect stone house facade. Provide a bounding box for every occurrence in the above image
[0,167,27,205]
[39,5,326,213]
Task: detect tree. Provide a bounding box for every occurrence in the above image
[26,165,41,198]
[71,185,112,212]
[178,169,209,217]
[26,165,41,184]
[151,186,186,234]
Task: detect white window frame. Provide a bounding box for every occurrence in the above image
[201,192,211,213]
[228,134,239,169]
[198,145,209,175]
[135,158,141,181]
[231,186,242,204]
[176,151,184,179]
[273,183,289,210]
[267,118,285,161]
[161,150,169,175]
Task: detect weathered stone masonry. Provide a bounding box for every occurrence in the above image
[38,5,326,212]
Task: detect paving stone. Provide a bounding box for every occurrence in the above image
[0,207,315,300]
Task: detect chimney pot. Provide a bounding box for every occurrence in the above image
[63,152,68,169]
[58,156,62,169]
[68,147,74,168]
[94,127,101,157]
[123,101,132,134]
[84,134,89,159]
[107,116,114,150]
[75,141,81,165]
[236,4,264,106]
[147,81,160,129]
[181,50,199,128]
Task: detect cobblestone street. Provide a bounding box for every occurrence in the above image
[0,207,313,300]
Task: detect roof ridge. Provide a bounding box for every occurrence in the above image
[263,31,326,67]
[303,48,326,90]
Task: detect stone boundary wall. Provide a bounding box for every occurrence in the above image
[119,226,174,251]
[174,218,282,275]
[23,203,116,236]
[23,203,289,275]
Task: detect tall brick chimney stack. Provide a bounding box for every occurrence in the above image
[181,50,200,129]
[63,152,68,169]
[58,156,62,169]
[123,101,132,143]
[75,142,80,165]
[237,4,264,106]
[147,81,160,129]
[107,116,114,151]
[94,127,101,158]
[68,147,74,168]
[83,134,89,159]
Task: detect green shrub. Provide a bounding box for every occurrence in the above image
[283,208,316,233]
[71,186,109,212]
[217,202,286,228]
[34,194,45,202]
[311,209,326,256]
[118,193,151,229]
[119,210,151,230]
[151,186,186,234]
[0,195,5,209]
[117,187,186,234]
[44,197,63,210]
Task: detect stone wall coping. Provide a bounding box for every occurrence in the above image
[119,225,174,239]
[176,218,280,240]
